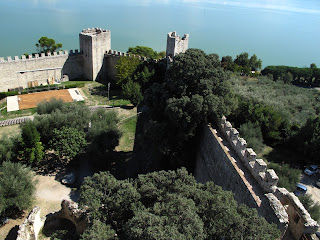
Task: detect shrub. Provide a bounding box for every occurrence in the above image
[267,162,300,191]
[239,121,264,153]
[0,161,36,217]
[19,120,44,165]
[0,136,18,164]
[49,127,87,159]
[298,194,320,221]
[37,98,65,115]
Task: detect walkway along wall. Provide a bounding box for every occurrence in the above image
[195,117,319,239]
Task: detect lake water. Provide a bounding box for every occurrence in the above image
[0,0,319,68]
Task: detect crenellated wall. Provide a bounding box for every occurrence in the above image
[195,117,319,239]
[0,50,84,92]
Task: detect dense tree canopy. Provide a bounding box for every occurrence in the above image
[36,36,62,53]
[49,127,87,159]
[19,120,44,165]
[144,48,237,166]
[261,65,320,86]
[79,168,280,240]
[0,161,36,217]
[115,56,142,86]
[127,46,165,59]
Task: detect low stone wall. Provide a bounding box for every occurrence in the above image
[16,206,44,240]
[45,199,88,234]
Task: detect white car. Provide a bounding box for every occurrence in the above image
[304,165,319,176]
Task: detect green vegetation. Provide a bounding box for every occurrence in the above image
[298,194,320,222]
[122,79,143,106]
[117,115,137,152]
[261,65,320,87]
[49,127,87,159]
[230,76,320,126]
[37,98,65,114]
[36,36,62,53]
[221,52,262,74]
[18,120,44,165]
[0,161,36,217]
[87,109,122,160]
[115,56,142,86]
[144,48,237,168]
[79,168,280,240]
[267,162,301,191]
[0,135,18,164]
[127,46,165,59]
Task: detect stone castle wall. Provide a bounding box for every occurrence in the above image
[195,118,319,239]
[0,51,84,92]
[80,28,111,81]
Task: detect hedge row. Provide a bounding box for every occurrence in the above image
[0,82,86,100]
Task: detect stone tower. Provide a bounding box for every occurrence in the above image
[166,31,189,59]
[79,28,111,81]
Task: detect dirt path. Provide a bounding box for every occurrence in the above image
[0,174,74,240]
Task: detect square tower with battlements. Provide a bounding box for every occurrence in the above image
[80,28,111,81]
[166,31,189,59]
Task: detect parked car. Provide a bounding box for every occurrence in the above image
[61,172,76,185]
[294,183,308,196]
[0,217,9,227]
[304,165,319,176]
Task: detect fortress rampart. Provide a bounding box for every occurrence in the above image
[0,29,187,92]
[0,50,84,91]
[195,117,319,239]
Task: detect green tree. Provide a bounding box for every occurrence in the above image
[87,109,122,159]
[49,127,87,159]
[0,136,18,164]
[234,52,249,67]
[81,220,117,240]
[37,98,65,115]
[310,63,317,69]
[281,72,293,84]
[296,116,320,162]
[144,48,237,166]
[79,168,280,240]
[115,56,141,85]
[122,79,143,106]
[221,55,234,71]
[36,36,62,53]
[128,46,157,59]
[239,121,264,153]
[19,121,44,165]
[35,101,91,144]
[0,161,36,217]
[249,54,262,71]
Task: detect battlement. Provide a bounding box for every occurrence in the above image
[219,116,319,238]
[0,50,82,63]
[166,31,189,58]
[80,27,110,35]
[167,31,189,41]
[105,49,150,61]
[220,116,279,193]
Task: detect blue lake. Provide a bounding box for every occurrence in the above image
[0,0,319,68]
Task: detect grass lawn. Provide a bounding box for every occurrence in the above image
[81,82,131,106]
[0,124,21,138]
[116,108,138,152]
